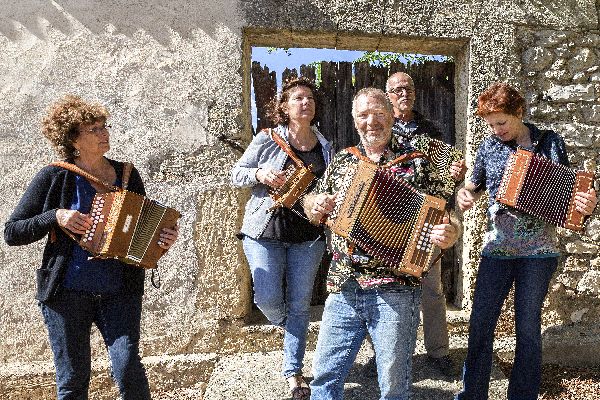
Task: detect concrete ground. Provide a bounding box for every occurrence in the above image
[202,335,509,400]
[1,308,512,399]
[201,308,510,400]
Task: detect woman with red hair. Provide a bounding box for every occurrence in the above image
[455,82,597,400]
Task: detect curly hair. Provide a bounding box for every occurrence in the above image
[476,82,526,118]
[41,94,109,159]
[266,77,318,126]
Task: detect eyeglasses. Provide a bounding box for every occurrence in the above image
[80,124,111,135]
[387,86,415,95]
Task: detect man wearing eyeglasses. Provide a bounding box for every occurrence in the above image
[386,71,466,376]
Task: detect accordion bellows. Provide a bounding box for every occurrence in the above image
[326,160,446,278]
[80,190,180,268]
[496,148,594,231]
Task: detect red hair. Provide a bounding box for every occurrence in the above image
[476,82,525,118]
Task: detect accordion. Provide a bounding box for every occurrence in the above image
[325,160,446,278]
[268,164,315,210]
[411,135,463,195]
[496,148,594,231]
[80,190,180,268]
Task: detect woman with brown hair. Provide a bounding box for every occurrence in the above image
[4,94,178,399]
[231,77,333,399]
[455,83,597,400]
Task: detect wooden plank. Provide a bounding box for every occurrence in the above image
[300,64,316,82]
[251,61,277,131]
[318,61,337,149]
[354,61,370,90]
[282,67,298,85]
[369,64,388,91]
[336,61,358,150]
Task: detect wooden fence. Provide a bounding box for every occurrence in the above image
[250,59,459,305]
[251,60,456,152]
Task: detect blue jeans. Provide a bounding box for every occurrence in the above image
[243,236,325,378]
[40,289,150,400]
[455,256,558,400]
[310,279,422,400]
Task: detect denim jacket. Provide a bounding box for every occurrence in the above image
[231,125,333,239]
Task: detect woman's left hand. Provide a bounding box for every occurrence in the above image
[158,224,179,250]
[429,215,458,249]
[574,188,598,216]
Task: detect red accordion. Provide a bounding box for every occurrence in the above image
[496,148,594,231]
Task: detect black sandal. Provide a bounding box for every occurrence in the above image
[289,375,311,400]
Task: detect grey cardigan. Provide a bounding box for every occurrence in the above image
[231,125,333,239]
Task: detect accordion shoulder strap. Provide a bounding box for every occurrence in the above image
[266,128,306,168]
[346,146,427,167]
[49,161,120,191]
[121,162,133,190]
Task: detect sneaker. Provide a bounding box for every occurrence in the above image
[428,355,457,377]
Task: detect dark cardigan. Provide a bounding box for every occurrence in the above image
[4,158,146,302]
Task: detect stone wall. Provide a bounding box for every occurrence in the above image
[0,0,599,385]
[516,28,600,363]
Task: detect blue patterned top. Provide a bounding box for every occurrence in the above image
[471,122,569,258]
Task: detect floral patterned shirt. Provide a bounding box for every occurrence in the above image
[312,140,446,293]
[471,123,569,258]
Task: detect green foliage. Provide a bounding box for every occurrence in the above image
[354,51,453,67]
[308,61,323,87]
[266,47,292,56]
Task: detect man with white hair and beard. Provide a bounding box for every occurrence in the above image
[304,88,459,399]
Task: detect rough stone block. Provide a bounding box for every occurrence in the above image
[577,270,600,295]
[522,46,554,71]
[568,47,599,72]
[544,83,595,102]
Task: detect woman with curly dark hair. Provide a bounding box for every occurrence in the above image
[4,94,178,400]
[455,83,597,400]
[231,77,332,399]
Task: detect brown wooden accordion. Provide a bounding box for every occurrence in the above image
[80,190,181,268]
[411,135,463,194]
[496,148,594,231]
[268,164,316,210]
[325,160,446,278]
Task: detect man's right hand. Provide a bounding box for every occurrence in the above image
[309,193,337,223]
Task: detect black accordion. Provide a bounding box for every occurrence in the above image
[80,190,180,268]
[496,148,594,231]
[411,135,463,195]
[325,160,446,278]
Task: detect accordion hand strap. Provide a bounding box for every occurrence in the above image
[267,128,306,168]
[346,146,427,167]
[50,161,120,192]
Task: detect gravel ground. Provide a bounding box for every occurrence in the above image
[495,360,600,400]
